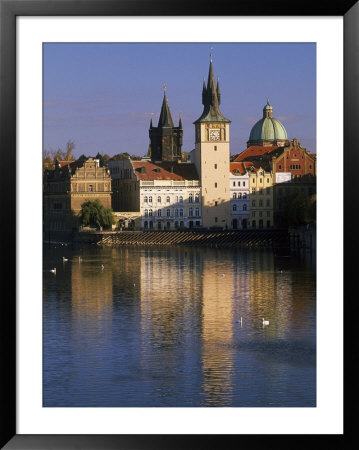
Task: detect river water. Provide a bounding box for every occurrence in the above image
[43,244,316,407]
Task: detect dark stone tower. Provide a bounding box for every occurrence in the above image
[149,87,183,162]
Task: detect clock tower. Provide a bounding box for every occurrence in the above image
[193,57,231,229]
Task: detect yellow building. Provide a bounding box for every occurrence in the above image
[248,165,274,229]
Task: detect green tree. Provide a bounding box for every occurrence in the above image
[94,152,111,166]
[110,152,131,161]
[78,154,88,162]
[282,191,316,226]
[80,200,115,229]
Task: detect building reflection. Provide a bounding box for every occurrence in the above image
[138,248,201,396]
[200,252,234,405]
[70,258,114,321]
[69,256,114,367]
[137,247,237,405]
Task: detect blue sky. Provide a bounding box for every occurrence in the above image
[43,43,316,159]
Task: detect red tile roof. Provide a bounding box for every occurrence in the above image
[230,161,254,175]
[131,161,199,181]
[234,145,279,162]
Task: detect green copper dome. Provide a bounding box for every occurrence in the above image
[248,101,288,143]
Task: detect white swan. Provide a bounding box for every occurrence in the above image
[50,268,56,274]
[62,256,68,262]
[262,318,269,326]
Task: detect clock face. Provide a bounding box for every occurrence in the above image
[209,129,220,141]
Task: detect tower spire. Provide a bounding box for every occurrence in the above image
[194,57,230,123]
[158,85,174,128]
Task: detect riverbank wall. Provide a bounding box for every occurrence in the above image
[68,229,291,249]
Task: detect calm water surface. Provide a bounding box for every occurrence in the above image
[43,244,316,407]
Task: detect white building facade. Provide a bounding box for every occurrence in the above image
[108,158,202,230]
[229,166,250,229]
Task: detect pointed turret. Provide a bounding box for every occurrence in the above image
[202,78,207,105]
[194,58,230,123]
[158,87,174,128]
[216,77,221,105]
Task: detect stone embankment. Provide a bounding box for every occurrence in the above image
[96,229,290,249]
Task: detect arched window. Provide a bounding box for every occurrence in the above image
[233,192,237,199]
[179,196,183,203]
[157,209,162,217]
[175,209,179,217]
[148,196,153,203]
[233,204,237,211]
[149,209,153,217]
[189,207,193,217]
[166,209,171,217]
[188,193,193,203]
[243,204,247,211]
[195,207,200,217]
[195,193,200,203]
[166,196,170,203]
[144,196,148,203]
[243,193,247,199]
[144,209,148,217]
[157,196,161,203]
[238,192,242,199]
[179,208,184,217]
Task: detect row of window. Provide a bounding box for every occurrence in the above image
[252,177,270,184]
[252,200,271,207]
[232,181,246,187]
[143,194,200,204]
[251,220,271,228]
[144,208,201,218]
[232,204,247,211]
[232,192,247,199]
[251,188,270,194]
[143,220,201,230]
[232,205,271,214]
[251,211,271,217]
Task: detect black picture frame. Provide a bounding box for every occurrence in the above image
[1,0,356,448]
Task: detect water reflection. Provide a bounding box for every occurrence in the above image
[43,245,316,407]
